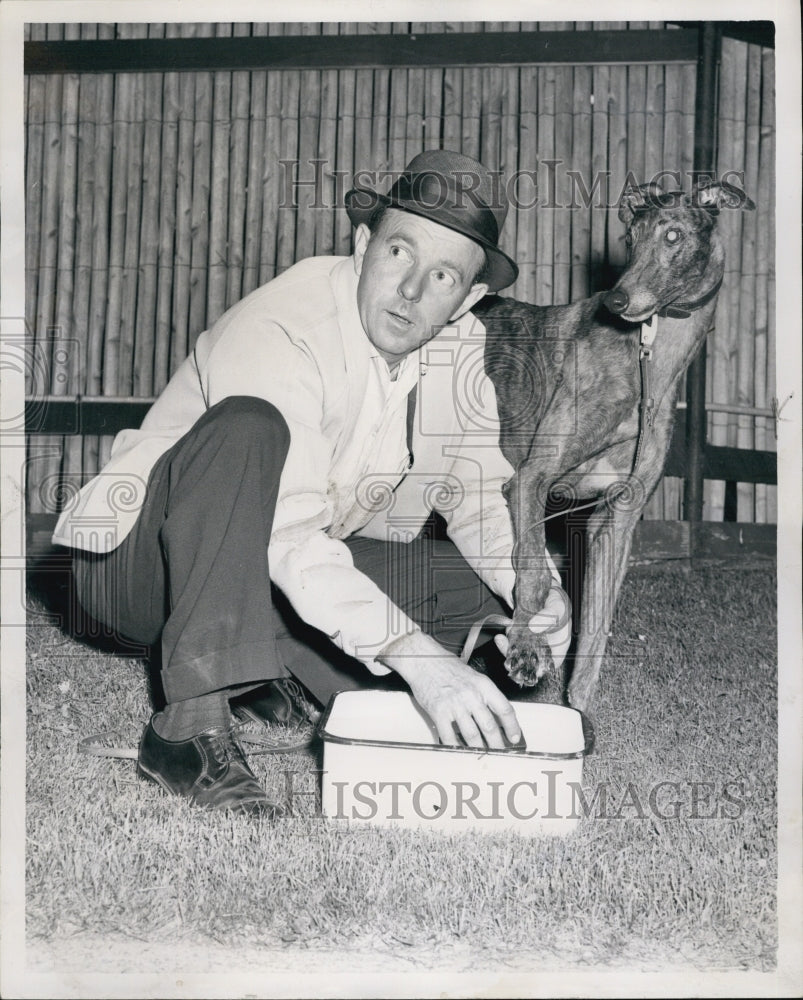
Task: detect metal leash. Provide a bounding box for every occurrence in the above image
[459,585,571,664]
[630,315,658,480]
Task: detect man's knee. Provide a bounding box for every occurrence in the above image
[200,396,291,452]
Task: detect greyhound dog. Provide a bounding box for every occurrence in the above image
[473,180,755,712]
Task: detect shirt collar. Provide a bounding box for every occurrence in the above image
[332,256,421,387]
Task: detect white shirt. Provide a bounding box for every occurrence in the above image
[54,255,533,672]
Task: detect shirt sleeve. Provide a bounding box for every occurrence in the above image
[201,317,419,673]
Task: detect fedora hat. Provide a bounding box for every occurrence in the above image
[345,149,518,293]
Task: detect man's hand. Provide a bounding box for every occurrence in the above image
[494,586,572,667]
[378,632,522,750]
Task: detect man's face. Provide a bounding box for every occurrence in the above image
[353,209,489,367]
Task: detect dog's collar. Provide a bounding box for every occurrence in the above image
[657,275,724,319]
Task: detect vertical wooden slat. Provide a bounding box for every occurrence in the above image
[685,22,721,526]
[660,58,686,521]
[662,62,683,179]
[535,40,556,305]
[625,23,651,516]
[442,23,463,154]
[242,23,267,297]
[605,59,628,277]
[369,23,391,181]
[592,21,624,284]
[188,22,214,349]
[515,56,538,303]
[725,38,748,459]
[224,22,251,310]
[670,51,696,520]
[70,24,98,398]
[49,23,81,511]
[334,23,357,257]
[552,29,573,304]
[641,22,666,520]
[206,23,233,328]
[711,37,745,521]
[679,57,696,185]
[589,58,608,294]
[765,49,777,525]
[404,23,425,167]
[28,21,65,513]
[460,23,482,163]
[116,23,147,400]
[153,22,180,395]
[480,24,502,174]
[132,22,165,398]
[388,23,409,175]
[25,29,47,381]
[96,24,135,470]
[63,24,98,493]
[294,23,322,266]
[101,33,131,401]
[82,23,114,480]
[643,26,665,184]
[275,23,301,277]
[420,22,444,151]
[349,24,374,239]
[315,22,339,257]
[625,25,647,188]
[499,22,520,292]
[708,36,732,521]
[258,21,283,287]
[170,22,198,375]
[735,43,761,522]
[36,23,64,391]
[754,46,775,524]
[570,40,591,302]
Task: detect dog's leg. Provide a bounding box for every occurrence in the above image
[503,463,565,701]
[569,498,642,711]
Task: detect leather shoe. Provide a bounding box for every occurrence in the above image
[232,678,321,728]
[138,718,286,817]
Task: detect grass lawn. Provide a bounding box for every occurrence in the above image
[23,558,778,983]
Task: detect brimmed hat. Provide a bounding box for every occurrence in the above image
[345,149,518,293]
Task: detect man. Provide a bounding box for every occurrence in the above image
[54,149,569,816]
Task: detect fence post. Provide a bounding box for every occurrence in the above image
[683,22,721,526]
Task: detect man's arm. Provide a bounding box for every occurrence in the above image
[203,316,422,670]
[377,630,522,749]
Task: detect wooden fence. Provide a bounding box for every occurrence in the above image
[23,20,776,525]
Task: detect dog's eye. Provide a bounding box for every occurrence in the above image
[625,231,635,247]
[665,229,682,244]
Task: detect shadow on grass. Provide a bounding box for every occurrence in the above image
[26,555,166,710]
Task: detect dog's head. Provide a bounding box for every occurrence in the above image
[618,179,755,227]
[605,181,755,323]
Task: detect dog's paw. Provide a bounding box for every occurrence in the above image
[504,628,564,702]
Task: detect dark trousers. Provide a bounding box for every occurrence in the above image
[73,397,507,708]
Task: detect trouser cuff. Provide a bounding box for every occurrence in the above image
[161,639,288,703]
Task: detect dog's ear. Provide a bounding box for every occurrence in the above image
[618,181,665,225]
[619,182,660,226]
[692,181,756,213]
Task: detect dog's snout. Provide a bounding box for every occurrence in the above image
[603,288,629,315]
